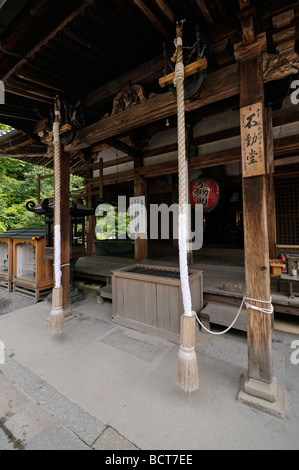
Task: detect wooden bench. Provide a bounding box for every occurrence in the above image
[280,273,299,298]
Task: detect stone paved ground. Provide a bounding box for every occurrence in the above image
[0,288,36,317]
[0,426,16,450]
[0,364,138,451]
[1,287,299,450]
[0,288,139,450]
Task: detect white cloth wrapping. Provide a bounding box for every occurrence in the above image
[54,224,62,288]
[179,212,192,317]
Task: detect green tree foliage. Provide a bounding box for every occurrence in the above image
[96,206,130,240]
[0,125,84,232]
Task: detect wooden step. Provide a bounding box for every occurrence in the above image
[200,302,247,332]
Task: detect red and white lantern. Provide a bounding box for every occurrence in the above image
[189,178,220,213]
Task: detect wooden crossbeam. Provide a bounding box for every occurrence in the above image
[158,58,208,88]
[48,124,72,137]
[104,138,142,160]
[66,51,299,154]
[234,32,266,61]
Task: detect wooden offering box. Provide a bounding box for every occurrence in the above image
[269,259,286,276]
[12,228,54,301]
[0,237,13,291]
[112,264,203,342]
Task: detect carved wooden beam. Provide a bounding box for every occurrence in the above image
[67,64,240,152]
[263,51,299,83]
[66,53,299,154]
[110,84,147,116]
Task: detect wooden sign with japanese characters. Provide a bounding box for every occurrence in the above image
[240,102,265,178]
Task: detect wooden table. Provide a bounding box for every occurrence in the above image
[281,274,299,298]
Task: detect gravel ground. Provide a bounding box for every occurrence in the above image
[0,288,38,316]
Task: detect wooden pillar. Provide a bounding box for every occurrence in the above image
[134,175,148,261]
[239,54,273,385]
[60,150,70,312]
[85,155,96,257]
[37,174,41,204]
[265,107,277,260]
[99,157,104,199]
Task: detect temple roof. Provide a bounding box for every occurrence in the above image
[26,198,94,217]
[0,227,45,239]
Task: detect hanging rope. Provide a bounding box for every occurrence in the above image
[175,24,193,318]
[48,96,65,335]
[53,106,62,289]
[175,20,199,393]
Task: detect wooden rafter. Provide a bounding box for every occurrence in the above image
[2,1,93,84]
[214,0,227,19]
[0,111,38,122]
[154,0,175,23]
[5,86,53,104]
[131,0,171,40]
[85,55,165,108]
[195,0,214,26]
[15,71,65,93]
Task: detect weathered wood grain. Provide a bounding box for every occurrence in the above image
[240,55,273,384]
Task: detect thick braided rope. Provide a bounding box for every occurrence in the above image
[53,117,62,288]
[175,32,193,317]
[176,43,187,214]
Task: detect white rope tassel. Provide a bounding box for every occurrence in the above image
[177,345,199,393]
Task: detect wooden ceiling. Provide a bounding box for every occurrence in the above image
[0,0,298,173]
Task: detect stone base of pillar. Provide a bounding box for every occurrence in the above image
[238,375,284,419]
